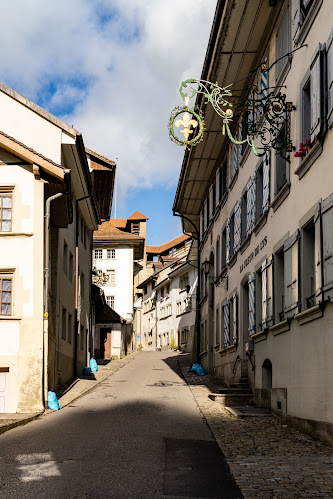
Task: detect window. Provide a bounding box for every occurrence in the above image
[226,214,235,262]
[230,142,239,179]
[106,295,114,308]
[63,241,68,275]
[301,219,315,309]
[0,274,12,315]
[276,3,291,83]
[184,296,192,313]
[212,183,216,217]
[315,194,333,303]
[283,231,300,319]
[144,285,147,295]
[107,270,116,285]
[107,249,116,259]
[216,237,220,276]
[166,304,172,316]
[80,324,85,350]
[176,302,181,315]
[274,248,284,323]
[302,77,311,143]
[160,287,164,298]
[69,252,73,283]
[222,301,230,348]
[181,328,188,344]
[180,273,189,291]
[256,163,263,220]
[131,223,140,235]
[246,175,256,236]
[293,0,322,47]
[94,249,103,259]
[275,125,288,195]
[229,292,238,345]
[261,256,274,329]
[256,268,263,330]
[68,313,72,344]
[0,189,12,232]
[61,307,66,341]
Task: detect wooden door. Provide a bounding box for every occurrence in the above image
[100,328,112,359]
[0,370,9,412]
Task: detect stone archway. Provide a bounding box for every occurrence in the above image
[262,358,273,389]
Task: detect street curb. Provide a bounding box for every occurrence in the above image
[0,412,44,436]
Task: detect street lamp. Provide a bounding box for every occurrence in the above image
[202,259,228,289]
[202,259,211,276]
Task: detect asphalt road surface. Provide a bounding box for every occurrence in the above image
[0,351,242,498]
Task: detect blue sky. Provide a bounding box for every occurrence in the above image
[0,0,216,245]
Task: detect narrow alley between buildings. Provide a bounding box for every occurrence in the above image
[0,352,332,499]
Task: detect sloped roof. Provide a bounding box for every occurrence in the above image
[127,211,149,220]
[146,234,191,254]
[94,223,141,239]
[106,219,128,228]
[86,148,115,167]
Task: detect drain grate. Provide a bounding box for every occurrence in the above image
[226,406,272,417]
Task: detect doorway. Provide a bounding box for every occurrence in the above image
[100,328,112,359]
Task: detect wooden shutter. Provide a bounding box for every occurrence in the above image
[262,152,270,213]
[310,45,323,141]
[260,57,268,99]
[261,256,274,329]
[314,203,322,303]
[234,202,241,253]
[248,272,256,336]
[284,230,300,319]
[327,29,333,128]
[232,292,238,345]
[246,177,253,236]
[321,193,333,300]
[215,169,220,207]
[231,143,238,177]
[292,0,300,45]
[223,300,230,348]
[226,218,231,263]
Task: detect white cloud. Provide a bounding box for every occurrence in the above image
[0,0,216,196]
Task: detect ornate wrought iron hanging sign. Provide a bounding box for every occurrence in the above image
[168,49,305,162]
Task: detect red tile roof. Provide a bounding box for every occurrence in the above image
[106,218,128,228]
[85,148,115,166]
[94,223,141,239]
[146,234,191,254]
[127,211,149,220]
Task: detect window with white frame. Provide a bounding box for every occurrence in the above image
[293,0,322,47]
[0,273,13,315]
[301,218,316,309]
[176,301,181,316]
[107,249,116,259]
[94,249,103,259]
[274,248,284,323]
[106,295,115,308]
[222,300,230,349]
[221,226,227,270]
[184,296,192,313]
[107,269,116,285]
[179,273,189,291]
[0,188,13,232]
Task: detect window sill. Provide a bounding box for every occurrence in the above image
[239,235,251,255]
[294,141,323,179]
[226,344,237,354]
[199,350,208,358]
[295,304,323,325]
[0,316,21,320]
[252,330,267,343]
[271,182,291,212]
[199,295,208,307]
[176,310,191,318]
[214,344,220,351]
[270,319,290,336]
[0,232,33,237]
[253,211,268,235]
[294,0,323,47]
[218,348,227,356]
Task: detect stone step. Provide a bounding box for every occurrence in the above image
[218,387,252,395]
[229,383,251,389]
[209,393,254,406]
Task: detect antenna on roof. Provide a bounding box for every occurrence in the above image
[114,158,118,218]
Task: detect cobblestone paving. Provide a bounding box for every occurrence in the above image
[178,354,333,499]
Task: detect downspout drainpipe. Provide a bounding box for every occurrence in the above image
[74,194,92,379]
[43,192,65,409]
[173,211,200,363]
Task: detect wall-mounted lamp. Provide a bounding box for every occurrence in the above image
[202,259,228,289]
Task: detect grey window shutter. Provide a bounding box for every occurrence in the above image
[327,29,333,128]
[248,272,256,336]
[262,151,270,213]
[292,0,301,45]
[310,45,323,142]
[232,292,238,345]
[200,209,204,239]
[234,201,241,252]
[284,230,300,319]
[246,177,253,236]
[252,175,256,230]
[314,202,322,304]
[223,300,230,348]
[261,256,274,329]
[215,169,220,207]
[226,218,231,263]
[204,199,207,230]
[321,193,333,300]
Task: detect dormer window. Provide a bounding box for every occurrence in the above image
[131,222,140,235]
